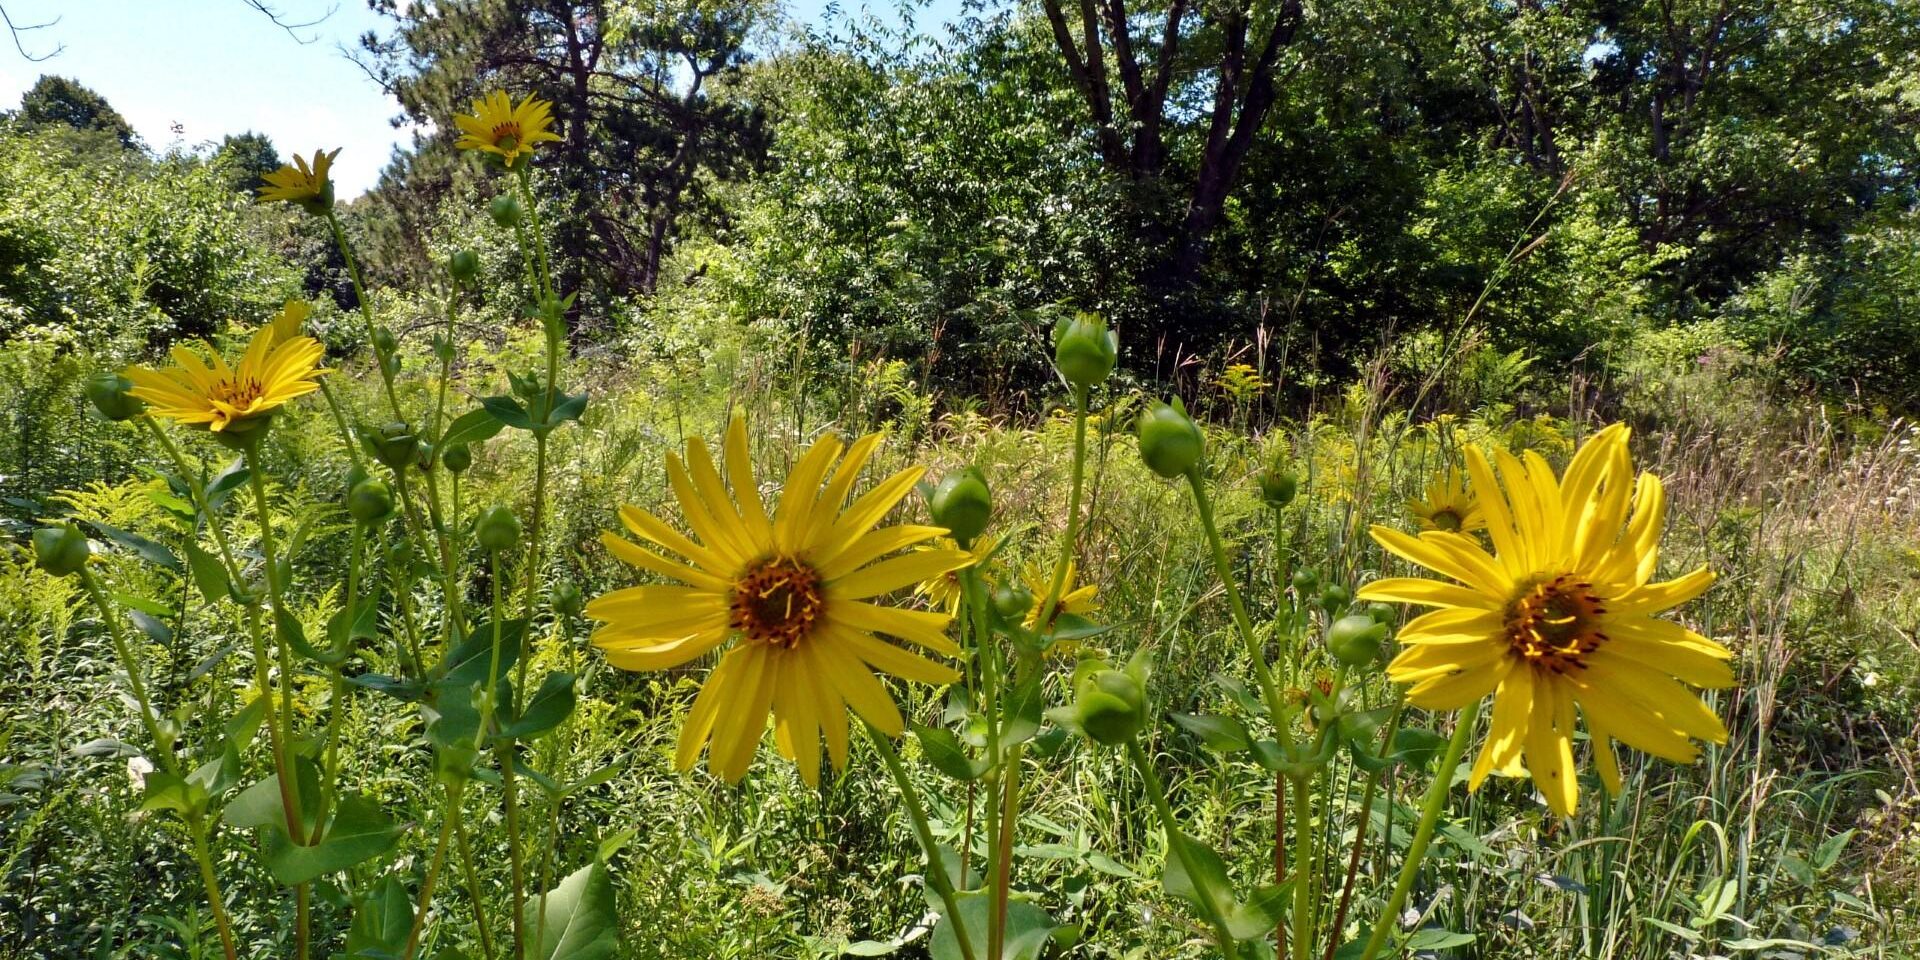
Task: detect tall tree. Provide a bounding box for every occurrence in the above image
[17,75,138,148]
[357,0,770,325]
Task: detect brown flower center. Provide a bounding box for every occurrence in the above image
[491,121,522,150]
[1429,508,1463,532]
[216,377,267,410]
[730,557,824,649]
[1505,574,1608,673]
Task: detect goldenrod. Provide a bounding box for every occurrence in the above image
[1361,424,1732,815]
[590,418,969,785]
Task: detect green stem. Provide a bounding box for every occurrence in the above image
[316,379,368,473]
[1186,469,1296,750]
[431,280,460,442]
[455,794,500,960]
[320,522,365,813]
[1354,712,1477,960]
[402,780,463,960]
[1290,775,1315,960]
[244,443,313,960]
[867,722,979,960]
[1126,738,1242,960]
[1034,384,1090,627]
[477,550,527,960]
[514,166,552,298]
[325,208,405,422]
[77,567,239,960]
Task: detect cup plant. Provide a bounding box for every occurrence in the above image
[24,90,1736,960]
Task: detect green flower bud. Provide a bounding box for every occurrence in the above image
[447,249,481,284]
[1291,567,1320,595]
[1326,613,1388,667]
[1052,312,1118,389]
[441,442,472,474]
[1365,602,1397,625]
[367,421,421,471]
[85,372,145,422]
[32,524,91,577]
[347,478,395,524]
[992,580,1033,621]
[929,467,991,546]
[1258,468,1298,507]
[1136,397,1203,479]
[1074,667,1148,746]
[489,192,523,229]
[552,579,584,618]
[1319,583,1350,615]
[475,504,522,553]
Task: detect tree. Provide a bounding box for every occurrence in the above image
[17,75,138,149]
[214,130,282,192]
[354,0,771,327]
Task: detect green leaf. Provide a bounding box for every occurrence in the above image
[183,542,231,606]
[434,619,525,687]
[279,608,347,667]
[1170,713,1251,753]
[542,390,589,431]
[480,395,535,431]
[1813,828,1854,872]
[1224,883,1291,942]
[929,891,1054,960]
[224,757,322,837]
[911,724,987,781]
[204,461,250,511]
[523,860,620,960]
[1404,928,1475,949]
[1642,917,1703,942]
[1162,833,1234,919]
[345,874,413,958]
[999,672,1045,747]
[263,793,402,886]
[87,520,181,572]
[140,771,209,818]
[441,407,506,448]
[500,672,576,741]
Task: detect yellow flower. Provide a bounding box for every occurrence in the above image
[257,148,339,211]
[1360,424,1732,816]
[1407,470,1486,534]
[914,535,995,616]
[589,418,969,786]
[267,299,312,345]
[122,317,329,433]
[1024,560,1100,631]
[453,91,561,168]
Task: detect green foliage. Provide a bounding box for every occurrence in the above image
[16,75,139,149]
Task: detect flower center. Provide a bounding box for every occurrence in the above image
[1430,508,1463,532]
[491,122,522,150]
[216,377,267,410]
[730,557,824,649]
[1504,574,1608,673]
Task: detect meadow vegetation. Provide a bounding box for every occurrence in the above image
[2,3,1919,959]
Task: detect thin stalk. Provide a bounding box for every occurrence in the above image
[477,549,527,960]
[77,568,239,960]
[867,722,979,960]
[1355,713,1477,960]
[1186,469,1297,751]
[324,208,404,421]
[319,522,365,818]
[402,780,463,960]
[455,800,500,960]
[430,280,460,442]
[1322,704,1405,960]
[1290,775,1316,960]
[316,380,368,473]
[243,446,314,960]
[1125,739,1242,960]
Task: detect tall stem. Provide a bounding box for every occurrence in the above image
[1125,739,1242,960]
[1186,470,1296,750]
[243,444,313,960]
[402,780,463,960]
[1290,775,1316,960]
[1354,713,1477,960]
[77,568,239,960]
[324,209,405,422]
[867,723,979,960]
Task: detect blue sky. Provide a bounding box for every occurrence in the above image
[0,0,962,198]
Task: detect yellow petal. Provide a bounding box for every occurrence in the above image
[1523,677,1579,816]
[617,506,732,579]
[675,650,741,772]
[1469,666,1533,790]
[816,524,950,581]
[1564,670,1699,763]
[834,627,960,686]
[599,532,730,592]
[1609,566,1715,616]
[709,645,776,783]
[1397,607,1507,645]
[828,600,959,656]
[1355,577,1499,610]
[724,416,772,541]
[1586,656,1727,744]
[1369,525,1510,597]
[774,433,845,552]
[599,628,728,671]
[1404,655,1508,709]
[814,638,903,736]
[830,549,971,601]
